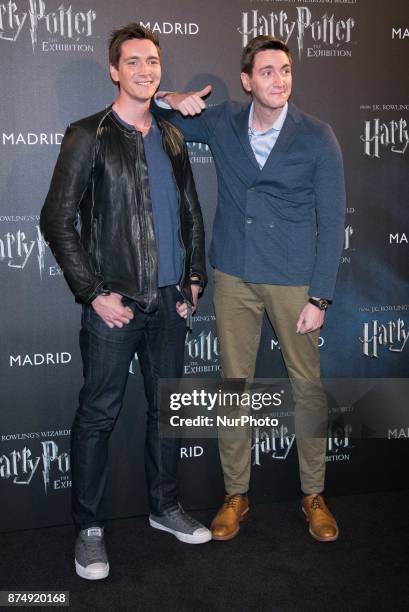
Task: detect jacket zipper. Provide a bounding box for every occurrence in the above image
[135,131,154,310]
[92,217,101,274]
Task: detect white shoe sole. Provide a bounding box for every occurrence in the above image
[75,560,110,580]
[149,517,212,544]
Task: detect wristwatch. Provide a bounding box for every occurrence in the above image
[308,297,329,311]
[190,275,202,287]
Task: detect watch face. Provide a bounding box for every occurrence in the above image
[319,299,328,310]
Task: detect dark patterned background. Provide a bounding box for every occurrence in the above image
[1,0,408,530]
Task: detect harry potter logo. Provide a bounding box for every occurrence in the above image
[186,330,220,363]
[0,225,46,275]
[252,421,353,466]
[239,8,355,59]
[361,118,409,158]
[0,0,96,52]
[252,425,295,465]
[0,441,70,493]
[360,319,408,358]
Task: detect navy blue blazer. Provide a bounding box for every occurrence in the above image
[161,101,346,300]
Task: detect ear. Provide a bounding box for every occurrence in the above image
[109,63,119,84]
[240,72,251,93]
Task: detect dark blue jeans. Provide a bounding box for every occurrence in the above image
[71,285,186,529]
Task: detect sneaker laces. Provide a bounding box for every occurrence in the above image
[80,530,106,561]
[168,505,202,529]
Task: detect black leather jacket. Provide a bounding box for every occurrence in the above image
[40,107,206,312]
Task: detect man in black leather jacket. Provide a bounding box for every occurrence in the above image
[40,23,210,581]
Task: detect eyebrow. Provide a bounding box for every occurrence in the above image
[259,63,291,71]
[124,54,160,61]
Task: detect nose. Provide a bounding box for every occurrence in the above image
[271,71,284,86]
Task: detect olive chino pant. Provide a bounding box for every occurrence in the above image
[213,269,327,496]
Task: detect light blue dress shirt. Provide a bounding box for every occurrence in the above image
[248,102,288,169]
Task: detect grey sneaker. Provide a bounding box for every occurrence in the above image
[149,504,212,544]
[75,527,109,580]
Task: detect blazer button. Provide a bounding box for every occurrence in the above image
[246,218,253,224]
[269,222,275,228]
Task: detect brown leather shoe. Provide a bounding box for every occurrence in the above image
[302,494,339,542]
[211,494,249,541]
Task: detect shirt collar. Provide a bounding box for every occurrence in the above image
[248,102,288,136]
[111,108,157,136]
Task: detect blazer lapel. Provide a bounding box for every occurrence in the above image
[234,104,260,172]
[258,103,302,177]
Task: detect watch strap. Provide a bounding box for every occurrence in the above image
[308,297,329,311]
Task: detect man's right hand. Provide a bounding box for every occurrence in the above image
[92,292,134,329]
[158,85,212,116]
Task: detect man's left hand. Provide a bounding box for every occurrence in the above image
[296,302,325,334]
[175,284,200,319]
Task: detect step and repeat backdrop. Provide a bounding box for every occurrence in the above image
[1,0,408,530]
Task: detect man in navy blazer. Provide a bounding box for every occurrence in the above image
[157,36,346,542]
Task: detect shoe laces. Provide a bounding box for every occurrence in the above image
[225,494,242,509]
[310,495,323,511]
[80,529,105,558]
[168,505,201,529]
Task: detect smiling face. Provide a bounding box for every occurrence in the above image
[109,38,161,104]
[240,49,292,115]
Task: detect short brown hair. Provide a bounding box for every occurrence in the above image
[109,22,161,68]
[241,36,291,75]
